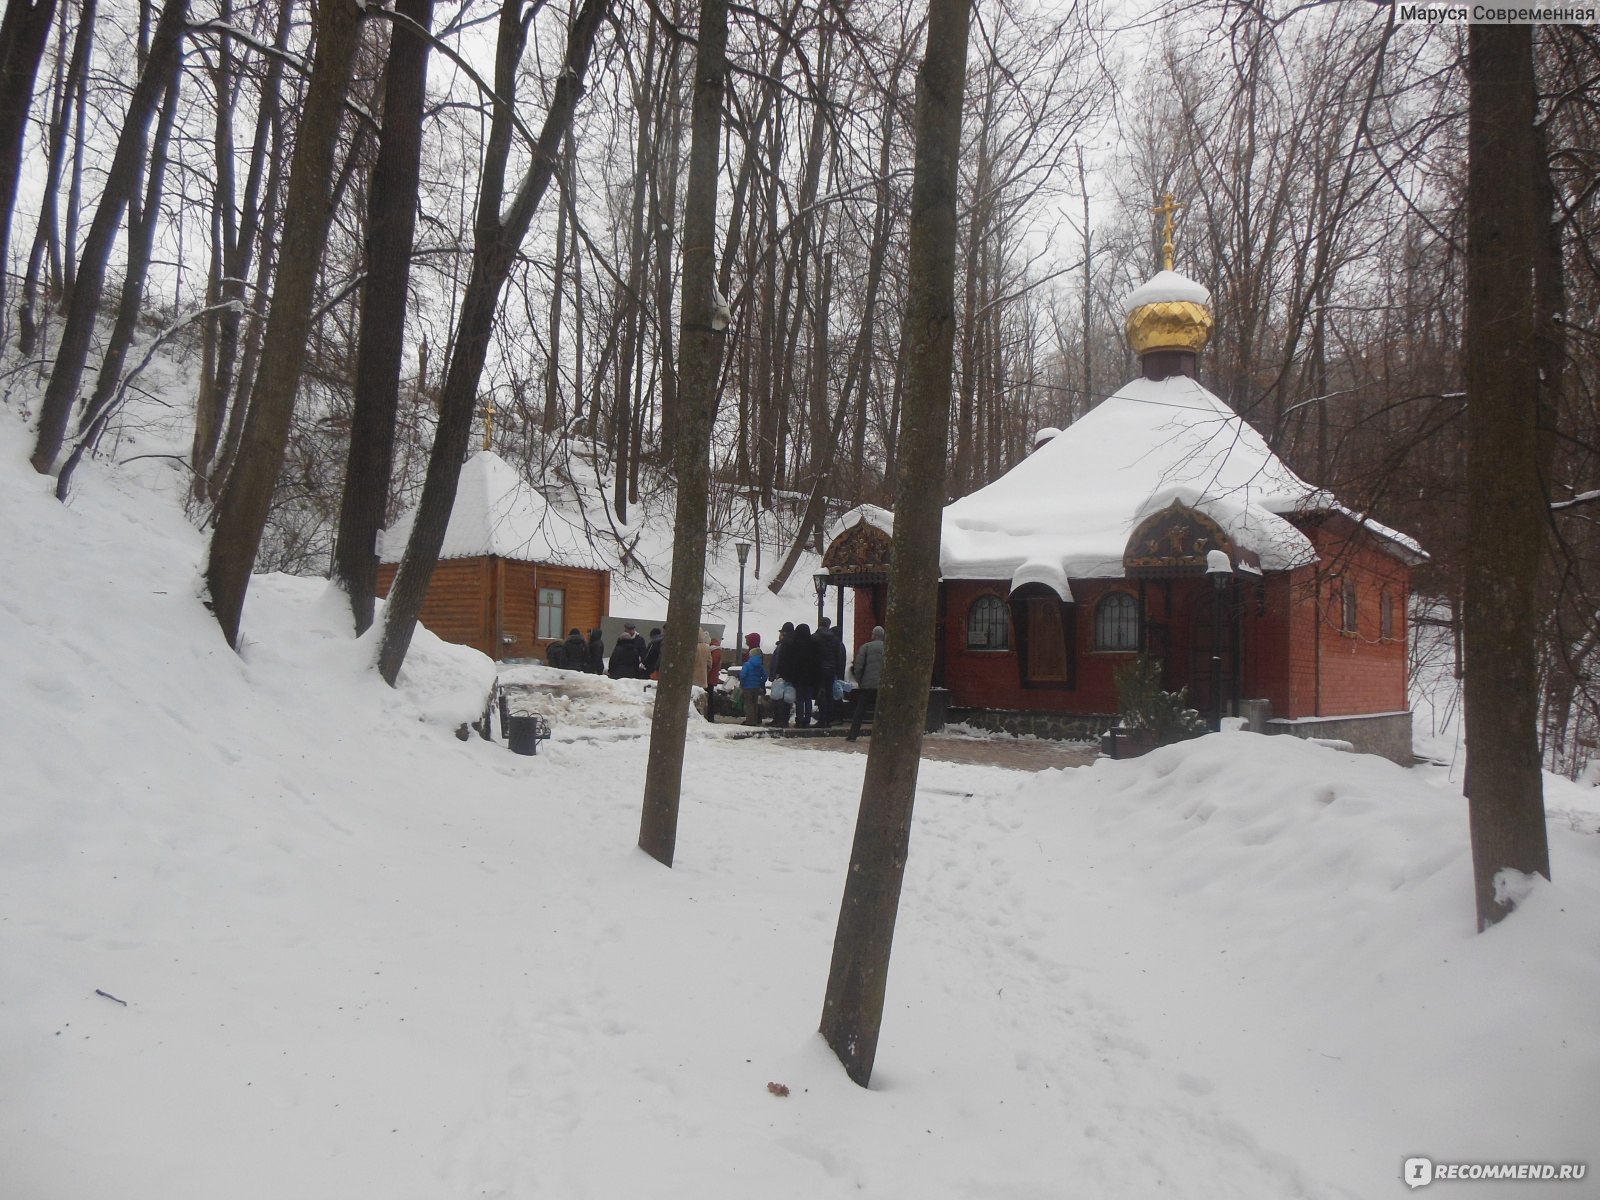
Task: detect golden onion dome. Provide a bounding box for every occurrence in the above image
[1123,269,1214,357]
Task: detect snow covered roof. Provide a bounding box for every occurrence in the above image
[378,451,608,569]
[1324,504,1428,565]
[940,375,1335,599]
[1123,269,1212,314]
[827,503,894,546]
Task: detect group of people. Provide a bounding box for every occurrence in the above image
[548,622,667,678]
[604,623,664,680]
[553,626,607,673]
[560,618,882,739]
[737,620,884,741]
[605,625,724,718]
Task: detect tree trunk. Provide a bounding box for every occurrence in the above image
[377,0,609,685]
[208,143,283,501]
[849,67,901,497]
[333,0,434,636]
[205,0,364,646]
[806,248,832,486]
[58,0,86,303]
[612,45,654,522]
[637,0,728,868]
[0,0,60,341]
[650,39,682,449]
[193,0,293,504]
[1462,23,1550,930]
[1078,144,1091,416]
[755,124,779,506]
[819,0,970,1087]
[541,134,571,434]
[29,0,187,475]
[18,0,90,356]
[55,72,179,498]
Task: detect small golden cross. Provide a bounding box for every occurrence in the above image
[1152,192,1184,271]
[477,397,495,451]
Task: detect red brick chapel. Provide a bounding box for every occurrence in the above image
[818,222,1425,762]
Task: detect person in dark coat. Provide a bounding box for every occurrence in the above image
[813,619,844,728]
[766,622,796,727]
[585,628,606,673]
[562,627,586,669]
[641,627,665,677]
[786,622,824,727]
[608,630,648,679]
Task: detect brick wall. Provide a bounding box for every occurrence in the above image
[856,523,1411,724]
[937,579,1134,712]
[1274,523,1410,719]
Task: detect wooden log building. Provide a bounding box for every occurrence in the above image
[377,451,611,663]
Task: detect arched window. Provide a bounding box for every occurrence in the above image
[1341,577,1358,635]
[1380,589,1396,641]
[966,594,1009,650]
[1094,592,1140,651]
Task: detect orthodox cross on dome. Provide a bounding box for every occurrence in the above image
[476,397,496,451]
[1151,192,1184,271]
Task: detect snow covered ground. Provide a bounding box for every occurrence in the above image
[3,404,1598,1200]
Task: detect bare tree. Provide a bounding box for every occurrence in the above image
[192,0,295,504]
[17,0,95,357]
[377,0,610,685]
[54,70,181,498]
[333,0,435,635]
[206,0,366,646]
[819,0,970,1089]
[0,0,60,341]
[1463,22,1550,929]
[29,0,189,475]
[637,0,727,867]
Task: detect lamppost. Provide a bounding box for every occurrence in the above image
[813,570,829,629]
[735,542,751,664]
[1206,549,1233,731]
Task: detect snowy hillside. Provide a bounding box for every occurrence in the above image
[2,403,1598,1200]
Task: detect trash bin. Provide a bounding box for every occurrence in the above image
[925,687,951,734]
[507,714,549,756]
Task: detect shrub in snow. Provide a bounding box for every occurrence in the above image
[1113,654,1207,746]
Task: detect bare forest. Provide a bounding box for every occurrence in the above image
[2,0,1597,776]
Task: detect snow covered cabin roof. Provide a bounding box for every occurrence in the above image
[378,451,607,569]
[940,374,1341,600]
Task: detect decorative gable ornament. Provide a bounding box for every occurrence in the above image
[1123,502,1234,578]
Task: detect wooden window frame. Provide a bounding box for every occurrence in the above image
[537,586,565,641]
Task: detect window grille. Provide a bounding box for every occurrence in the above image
[966,595,1009,650]
[1094,592,1139,651]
